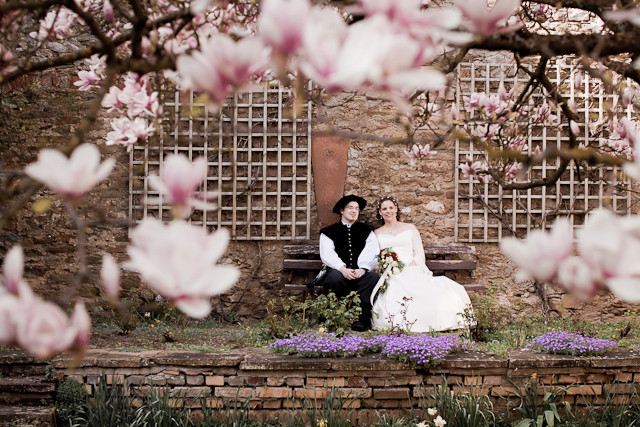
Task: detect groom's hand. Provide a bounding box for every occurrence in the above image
[354,268,366,279]
[339,266,357,280]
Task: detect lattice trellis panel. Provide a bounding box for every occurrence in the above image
[129,82,313,240]
[455,61,633,243]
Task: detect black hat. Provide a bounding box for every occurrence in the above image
[332,195,367,214]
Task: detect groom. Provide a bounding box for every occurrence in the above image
[319,194,380,331]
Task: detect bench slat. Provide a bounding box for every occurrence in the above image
[283,244,476,256]
[426,260,476,271]
[284,283,484,292]
[423,245,476,255]
[284,259,323,269]
[284,259,476,271]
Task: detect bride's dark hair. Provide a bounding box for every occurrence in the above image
[377,195,400,222]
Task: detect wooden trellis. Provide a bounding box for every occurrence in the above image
[454,61,633,243]
[129,81,313,240]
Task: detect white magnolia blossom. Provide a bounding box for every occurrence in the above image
[127,219,240,318]
[25,143,115,199]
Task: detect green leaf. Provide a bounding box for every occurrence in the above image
[514,418,533,427]
[545,410,555,426]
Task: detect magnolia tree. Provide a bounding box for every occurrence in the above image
[3,0,640,359]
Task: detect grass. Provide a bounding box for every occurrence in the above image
[85,306,640,358]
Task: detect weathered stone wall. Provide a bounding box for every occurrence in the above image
[2,19,639,322]
[2,348,640,425]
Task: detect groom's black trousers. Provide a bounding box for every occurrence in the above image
[323,269,379,328]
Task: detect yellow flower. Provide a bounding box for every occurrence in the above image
[434,415,447,427]
[427,407,437,416]
[150,324,155,328]
[319,327,326,333]
[531,373,537,380]
[317,419,327,427]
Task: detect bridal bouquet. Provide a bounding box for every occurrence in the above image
[376,248,404,293]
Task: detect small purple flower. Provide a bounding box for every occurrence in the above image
[270,333,475,366]
[526,331,616,356]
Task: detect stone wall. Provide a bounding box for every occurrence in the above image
[1,37,638,323]
[2,348,640,425]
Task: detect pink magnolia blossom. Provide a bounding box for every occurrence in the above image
[148,154,216,218]
[500,218,573,282]
[573,209,640,302]
[463,93,484,110]
[0,293,18,344]
[577,209,640,280]
[70,301,91,348]
[14,285,88,360]
[100,253,121,299]
[127,89,160,118]
[299,8,349,91]
[300,13,446,97]
[2,245,24,294]
[74,69,103,91]
[459,155,485,177]
[258,0,311,55]
[102,86,123,111]
[453,0,521,36]
[604,7,640,27]
[105,117,155,150]
[569,120,580,135]
[557,256,599,301]
[127,219,240,318]
[404,144,437,165]
[25,144,115,200]
[30,8,78,41]
[176,34,269,104]
[103,0,114,22]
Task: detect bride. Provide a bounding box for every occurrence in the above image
[371,196,473,332]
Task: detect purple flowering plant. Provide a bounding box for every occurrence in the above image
[270,333,476,367]
[526,331,617,356]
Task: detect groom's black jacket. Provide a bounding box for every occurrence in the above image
[320,222,373,270]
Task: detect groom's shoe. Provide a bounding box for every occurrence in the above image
[351,321,367,332]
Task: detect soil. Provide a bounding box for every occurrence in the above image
[88,318,269,353]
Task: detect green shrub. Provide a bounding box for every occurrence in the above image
[55,377,88,426]
[263,296,308,339]
[305,291,361,337]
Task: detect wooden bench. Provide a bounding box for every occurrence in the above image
[283,244,483,298]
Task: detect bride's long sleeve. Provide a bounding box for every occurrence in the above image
[412,229,427,267]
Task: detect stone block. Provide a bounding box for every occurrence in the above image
[452,386,489,396]
[615,372,633,382]
[241,354,333,371]
[267,377,285,386]
[373,388,409,400]
[294,388,330,399]
[464,376,482,386]
[153,352,243,367]
[367,378,386,387]
[306,377,325,387]
[482,376,503,386]
[566,385,602,395]
[169,386,211,398]
[215,387,253,399]
[246,376,266,386]
[262,400,282,409]
[604,383,635,395]
[186,375,205,386]
[106,374,125,385]
[345,377,368,387]
[166,375,186,386]
[285,377,305,387]
[254,387,292,399]
[205,375,225,386]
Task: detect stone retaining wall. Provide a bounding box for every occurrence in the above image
[3,348,640,425]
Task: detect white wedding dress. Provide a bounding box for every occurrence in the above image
[371,229,473,332]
